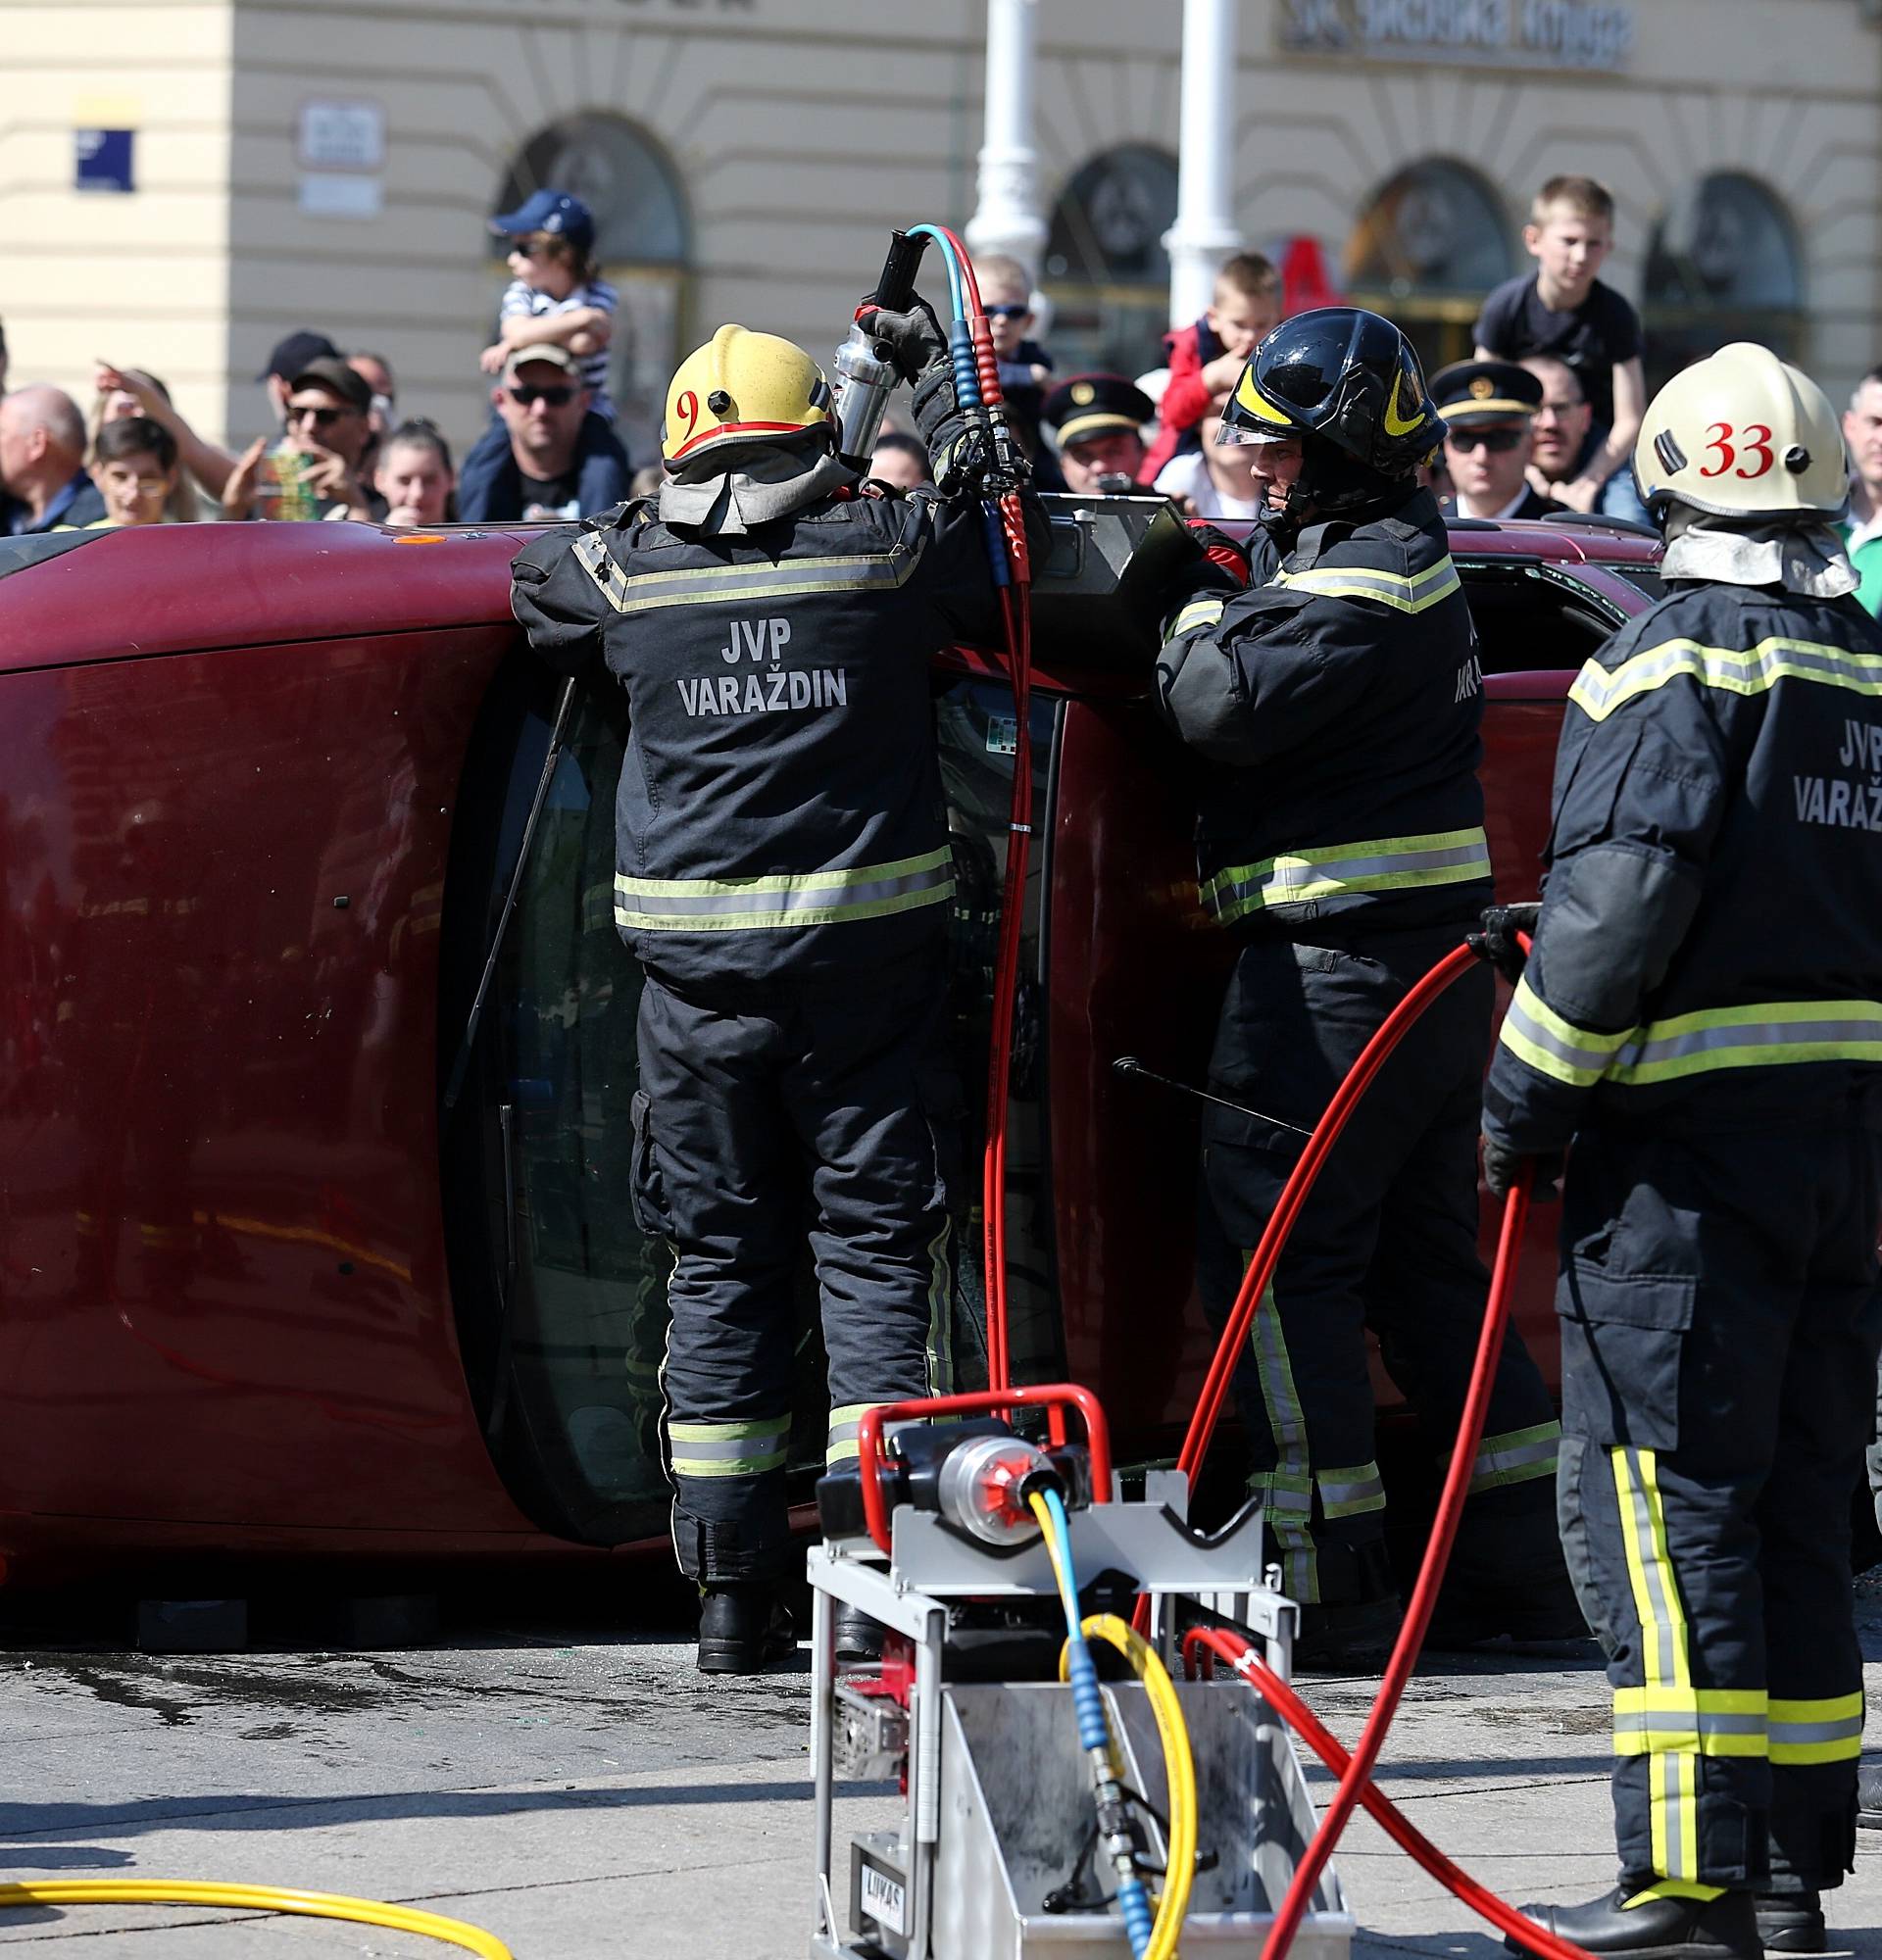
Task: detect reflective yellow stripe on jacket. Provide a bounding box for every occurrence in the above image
[615,847,955,933]
[574,530,927,613]
[1271,554,1461,615]
[1501,978,1882,1091]
[1570,634,1882,723]
[1201,826,1491,925]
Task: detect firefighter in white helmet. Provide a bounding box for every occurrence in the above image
[1484,345,1882,1957]
[512,318,1045,1673]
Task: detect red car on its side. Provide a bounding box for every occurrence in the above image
[0,506,1659,1580]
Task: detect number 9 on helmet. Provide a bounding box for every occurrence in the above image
[1633,341,1850,526]
[661,324,837,467]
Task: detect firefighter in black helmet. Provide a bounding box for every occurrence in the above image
[510,316,1045,1675]
[1156,308,1577,1662]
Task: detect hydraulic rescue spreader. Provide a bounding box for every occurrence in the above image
[830,223,1035,1397]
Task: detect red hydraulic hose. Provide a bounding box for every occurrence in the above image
[1261,1166,1541,1960]
[1184,1626,1593,1960]
[1130,939,1483,1636]
[916,221,1035,1398]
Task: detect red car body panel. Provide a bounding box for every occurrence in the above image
[0,516,1659,1576]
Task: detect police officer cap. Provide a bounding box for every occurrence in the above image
[1429,359,1544,428]
[1042,373,1156,449]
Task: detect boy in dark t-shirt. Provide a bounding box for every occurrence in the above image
[1475,173,1644,514]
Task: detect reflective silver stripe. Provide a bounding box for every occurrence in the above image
[575,530,927,613]
[1571,634,1882,723]
[1203,826,1490,922]
[1610,1002,1882,1085]
[669,1416,791,1479]
[826,1402,925,1467]
[1497,977,1632,1088]
[1245,1271,1317,1603]
[1613,1710,1766,1756]
[1614,1446,1699,1880]
[1468,1421,1560,1493]
[616,848,955,933]
[1768,1693,1865,1762]
[1272,554,1461,615]
[1167,596,1226,641]
[1317,1462,1385,1520]
[1767,1715,1864,1746]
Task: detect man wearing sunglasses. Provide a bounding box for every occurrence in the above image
[1430,359,1564,522]
[221,356,383,523]
[457,345,631,524]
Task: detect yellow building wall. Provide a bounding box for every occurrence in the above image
[0,1,235,450]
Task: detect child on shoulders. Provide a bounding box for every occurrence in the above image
[1474,174,1644,514]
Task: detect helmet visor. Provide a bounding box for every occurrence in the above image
[1216,419,1299,450]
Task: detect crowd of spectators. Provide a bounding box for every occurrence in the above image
[4,169,1880,623]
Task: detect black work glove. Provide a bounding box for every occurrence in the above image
[910,363,976,500]
[1480,1132,1563,1202]
[855,293,948,386]
[1468,902,1542,986]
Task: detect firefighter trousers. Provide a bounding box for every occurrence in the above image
[1196,923,1562,1608]
[1556,1114,1882,1893]
[632,963,963,1584]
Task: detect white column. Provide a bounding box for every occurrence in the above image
[965,0,1047,277]
[1163,0,1245,327]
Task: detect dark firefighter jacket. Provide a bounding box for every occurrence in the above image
[1482,576,1882,1153]
[1154,482,1492,935]
[511,487,1039,987]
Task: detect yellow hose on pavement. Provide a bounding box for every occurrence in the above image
[0,1880,512,1956]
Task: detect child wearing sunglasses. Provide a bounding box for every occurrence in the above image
[972,254,1058,482]
[479,188,618,423]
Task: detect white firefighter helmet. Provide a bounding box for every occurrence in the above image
[1634,342,1850,524]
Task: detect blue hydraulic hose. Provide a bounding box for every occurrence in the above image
[907,223,1008,583]
[908,222,967,324]
[1041,1490,1155,1958]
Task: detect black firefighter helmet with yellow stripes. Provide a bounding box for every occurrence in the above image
[1219,306,1442,517]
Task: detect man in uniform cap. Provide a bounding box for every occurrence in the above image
[1431,359,1564,522]
[1041,373,1155,495]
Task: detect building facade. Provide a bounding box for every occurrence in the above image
[4,0,1879,466]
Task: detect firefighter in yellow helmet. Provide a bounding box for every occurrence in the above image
[1486,345,1882,1957]
[512,315,1045,1673]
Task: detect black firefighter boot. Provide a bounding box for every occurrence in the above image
[833,1602,885,1664]
[1753,1890,1825,1953]
[695,1584,795,1675]
[1504,1886,1760,1960]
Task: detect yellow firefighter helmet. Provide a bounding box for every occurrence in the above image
[660,324,836,466]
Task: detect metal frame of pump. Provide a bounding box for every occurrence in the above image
[806,1385,1307,1960]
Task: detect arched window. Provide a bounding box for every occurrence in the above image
[1043,144,1181,376]
[490,116,691,459]
[1645,173,1805,390]
[1345,160,1516,373]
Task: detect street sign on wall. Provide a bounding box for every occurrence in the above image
[1280,0,1634,71]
